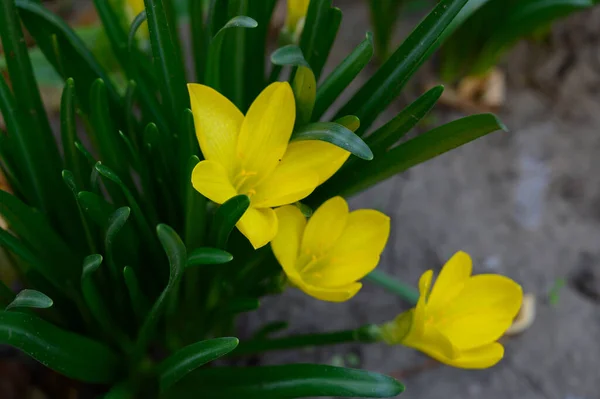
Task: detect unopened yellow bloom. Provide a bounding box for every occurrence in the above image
[286,0,310,35]
[381,251,523,369]
[271,197,390,302]
[188,83,350,249]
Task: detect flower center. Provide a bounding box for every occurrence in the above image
[233,169,258,197]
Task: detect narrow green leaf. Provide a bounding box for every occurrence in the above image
[205,16,258,90]
[185,155,207,249]
[5,289,53,311]
[105,207,132,285]
[159,337,239,391]
[223,1,250,109]
[270,45,310,68]
[15,0,122,113]
[365,85,444,154]
[292,122,373,160]
[62,171,96,252]
[123,266,150,324]
[189,0,208,82]
[292,66,316,126]
[313,32,374,120]
[134,224,186,359]
[315,114,506,201]
[0,312,122,383]
[164,364,404,398]
[61,79,88,189]
[77,191,117,229]
[299,0,342,81]
[81,254,131,349]
[128,10,148,53]
[187,248,233,267]
[365,270,419,305]
[337,0,469,133]
[211,195,250,249]
[95,162,158,252]
[368,0,404,61]
[208,0,231,37]
[143,0,189,126]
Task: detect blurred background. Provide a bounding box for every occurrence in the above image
[2,0,600,398]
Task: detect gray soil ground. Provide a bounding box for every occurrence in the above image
[242,3,600,399]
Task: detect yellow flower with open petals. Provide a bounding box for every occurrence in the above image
[286,0,310,35]
[271,196,390,302]
[188,82,350,249]
[381,251,523,369]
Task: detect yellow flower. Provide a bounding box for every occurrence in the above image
[286,0,310,35]
[188,82,350,249]
[271,196,390,302]
[381,251,523,369]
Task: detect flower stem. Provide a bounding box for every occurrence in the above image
[366,270,419,305]
[234,324,381,356]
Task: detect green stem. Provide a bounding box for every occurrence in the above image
[234,324,381,356]
[366,270,419,305]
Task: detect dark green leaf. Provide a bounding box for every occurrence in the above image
[337,0,469,133]
[134,224,186,359]
[60,79,88,190]
[227,297,260,314]
[128,10,148,53]
[190,0,208,82]
[105,207,132,284]
[299,0,342,81]
[5,289,53,311]
[292,122,373,160]
[15,0,122,113]
[0,312,122,383]
[143,0,189,126]
[77,191,117,229]
[123,266,150,324]
[316,114,506,201]
[187,248,233,267]
[313,32,374,120]
[365,85,444,154]
[211,195,250,249]
[368,0,404,61]
[205,16,258,90]
[292,66,317,126]
[184,155,207,249]
[62,171,96,252]
[163,364,404,398]
[159,337,239,391]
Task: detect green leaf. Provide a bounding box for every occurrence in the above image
[123,266,150,324]
[77,191,117,229]
[184,155,207,249]
[299,0,342,81]
[313,32,374,120]
[365,270,419,305]
[81,254,130,349]
[128,10,148,53]
[0,312,122,383]
[105,207,132,284]
[292,122,373,160]
[60,79,89,190]
[368,0,405,61]
[227,297,260,314]
[143,0,190,126]
[315,114,506,201]
[5,289,53,311]
[189,0,208,82]
[134,224,186,359]
[159,337,239,391]
[205,16,258,91]
[365,85,444,154]
[337,0,469,133]
[15,0,122,113]
[270,45,310,68]
[187,248,233,267]
[211,195,250,249]
[163,364,404,398]
[62,171,96,252]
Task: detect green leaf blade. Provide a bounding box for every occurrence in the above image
[211,195,250,249]
[292,122,373,160]
[5,289,53,311]
[187,247,233,267]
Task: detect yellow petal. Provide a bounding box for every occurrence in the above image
[402,323,457,361]
[434,275,523,350]
[301,196,348,256]
[303,251,380,288]
[188,84,244,174]
[296,280,362,302]
[236,207,278,249]
[427,251,473,313]
[408,270,433,340]
[282,141,350,185]
[286,0,310,31]
[327,209,390,259]
[237,82,295,185]
[272,206,306,279]
[251,162,319,208]
[443,343,504,369]
[191,160,237,204]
